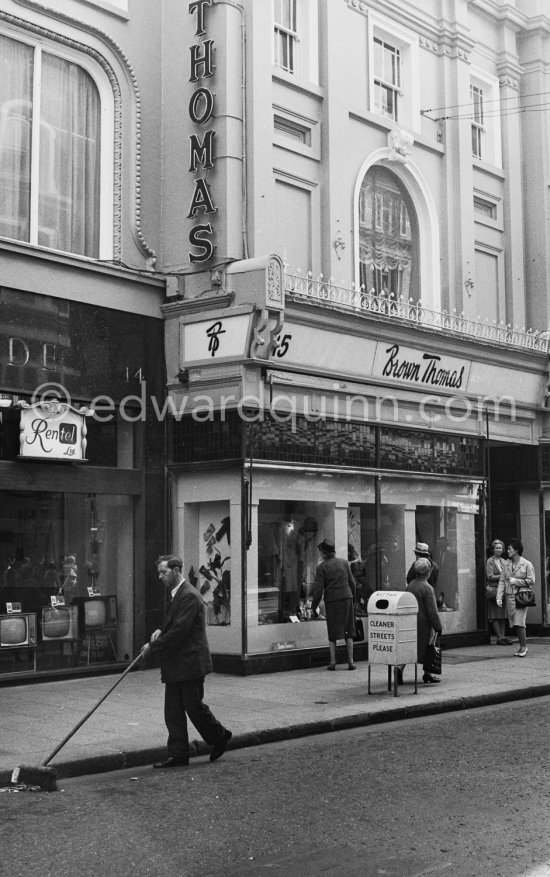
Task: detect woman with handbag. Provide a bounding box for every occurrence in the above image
[397,557,443,684]
[496,538,535,658]
[486,539,512,645]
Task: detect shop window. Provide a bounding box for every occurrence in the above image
[195,501,231,627]
[358,165,418,298]
[0,490,134,675]
[0,31,111,257]
[347,503,405,602]
[350,479,483,634]
[413,487,481,629]
[256,500,333,624]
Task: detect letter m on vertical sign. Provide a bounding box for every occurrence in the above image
[189,130,215,172]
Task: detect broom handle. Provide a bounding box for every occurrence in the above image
[42,654,144,767]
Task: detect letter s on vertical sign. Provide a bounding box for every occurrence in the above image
[189,223,214,263]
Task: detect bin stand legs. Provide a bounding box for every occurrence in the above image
[367,664,418,696]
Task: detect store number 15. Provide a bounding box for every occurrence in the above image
[272,333,292,358]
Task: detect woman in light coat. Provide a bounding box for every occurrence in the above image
[496,538,535,658]
[486,539,511,645]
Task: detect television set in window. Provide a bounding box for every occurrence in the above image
[0,613,37,649]
[84,595,117,628]
[41,605,79,642]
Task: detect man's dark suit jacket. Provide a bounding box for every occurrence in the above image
[149,581,213,683]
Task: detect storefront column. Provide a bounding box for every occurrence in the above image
[403,507,417,572]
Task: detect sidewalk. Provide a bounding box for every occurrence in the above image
[2,639,550,786]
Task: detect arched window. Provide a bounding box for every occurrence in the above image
[0,33,104,258]
[358,166,419,300]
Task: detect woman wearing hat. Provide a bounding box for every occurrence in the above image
[405,557,443,684]
[406,542,439,589]
[311,538,357,671]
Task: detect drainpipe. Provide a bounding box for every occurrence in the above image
[214,0,249,259]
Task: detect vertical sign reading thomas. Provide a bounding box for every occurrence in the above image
[188,0,217,263]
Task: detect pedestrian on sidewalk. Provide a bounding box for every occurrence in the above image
[140,554,232,768]
[312,538,357,671]
[397,557,443,685]
[496,539,535,658]
[486,539,513,645]
[396,557,443,685]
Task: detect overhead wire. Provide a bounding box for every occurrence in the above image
[421,89,550,122]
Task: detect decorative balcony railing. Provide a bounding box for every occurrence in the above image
[284,272,550,354]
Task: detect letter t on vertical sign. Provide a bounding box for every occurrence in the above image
[189,0,212,36]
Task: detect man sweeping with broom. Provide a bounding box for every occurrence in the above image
[140,554,232,769]
[12,553,231,792]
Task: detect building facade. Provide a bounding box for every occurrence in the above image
[2,0,550,678]
[161,0,550,672]
[0,0,166,679]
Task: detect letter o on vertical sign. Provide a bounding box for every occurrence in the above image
[189,88,214,125]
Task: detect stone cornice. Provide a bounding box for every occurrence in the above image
[497,57,523,91]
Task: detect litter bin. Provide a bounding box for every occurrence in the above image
[366,590,418,696]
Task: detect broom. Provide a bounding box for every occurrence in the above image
[12,653,144,792]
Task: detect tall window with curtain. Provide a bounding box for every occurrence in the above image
[358,166,418,299]
[373,37,401,121]
[0,33,101,257]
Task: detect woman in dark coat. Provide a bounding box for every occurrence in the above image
[312,538,357,671]
[406,557,443,683]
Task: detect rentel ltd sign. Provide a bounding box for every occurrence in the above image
[17,401,90,462]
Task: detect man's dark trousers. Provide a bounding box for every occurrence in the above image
[164,677,224,758]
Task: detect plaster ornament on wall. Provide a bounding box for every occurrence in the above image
[333,220,346,259]
[387,128,414,163]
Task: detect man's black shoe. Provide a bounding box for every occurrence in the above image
[153,757,189,769]
[210,729,232,762]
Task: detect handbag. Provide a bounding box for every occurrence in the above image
[485,584,498,601]
[515,586,536,608]
[353,616,365,642]
[424,631,442,675]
